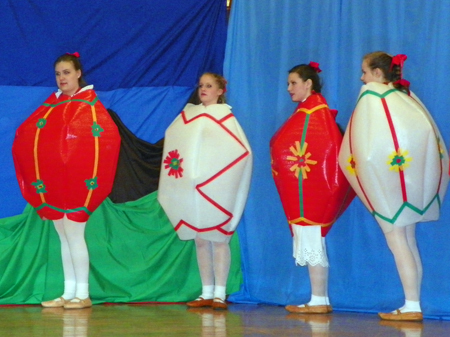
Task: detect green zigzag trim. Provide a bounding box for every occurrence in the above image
[356,88,398,104]
[371,194,441,224]
[43,96,98,107]
[35,203,93,215]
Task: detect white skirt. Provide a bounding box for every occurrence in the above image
[292,225,329,267]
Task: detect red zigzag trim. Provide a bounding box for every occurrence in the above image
[173,111,250,235]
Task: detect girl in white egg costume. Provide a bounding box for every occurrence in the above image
[339,52,449,321]
[158,73,252,310]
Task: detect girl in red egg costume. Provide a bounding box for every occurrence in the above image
[12,53,120,309]
[271,62,354,314]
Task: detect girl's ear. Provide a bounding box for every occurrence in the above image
[306,78,313,88]
[373,68,384,80]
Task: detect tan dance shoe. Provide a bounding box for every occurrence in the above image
[41,297,68,308]
[211,298,228,310]
[64,297,93,309]
[378,310,423,321]
[186,297,214,308]
[285,304,332,314]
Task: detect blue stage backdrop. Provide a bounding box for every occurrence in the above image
[224,0,450,318]
[0,0,226,218]
[3,0,450,319]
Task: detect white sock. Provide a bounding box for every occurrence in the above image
[214,285,226,301]
[200,285,214,300]
[399,300,421,313]
[62,280,76,300]
[75,283,89,299]
[307,295,329,306]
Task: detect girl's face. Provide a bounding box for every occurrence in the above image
[287,72,312,102]
[55,61,81,96]
[360,60,385,84]
[198,74,223,107]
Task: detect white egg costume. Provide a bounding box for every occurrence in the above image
[339,82,449,232]
[158,103,252,242]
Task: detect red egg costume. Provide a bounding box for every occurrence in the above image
[270,93,354,236]
[12,86,121,222]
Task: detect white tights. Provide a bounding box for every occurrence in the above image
[308,264,329,300]
[53,215,90,300]
[384,223,422,312]
[295,264,330,307]
[194,237,231,301]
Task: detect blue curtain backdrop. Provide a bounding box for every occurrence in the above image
[225,0,450,318]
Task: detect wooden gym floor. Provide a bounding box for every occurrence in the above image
[1,303,450,336]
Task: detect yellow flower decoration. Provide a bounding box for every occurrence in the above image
[287,141,317,179]
[346,155,357,175]
[387,148,412,172]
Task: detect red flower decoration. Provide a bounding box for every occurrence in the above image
[164,149,184,178]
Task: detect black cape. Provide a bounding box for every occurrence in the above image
[107,109,164,203]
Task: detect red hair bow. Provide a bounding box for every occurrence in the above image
[390,54,407,72]
[66,52,80,58]
[309,61,321,73]
[223,79,228,94]
[393,79,410,88]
